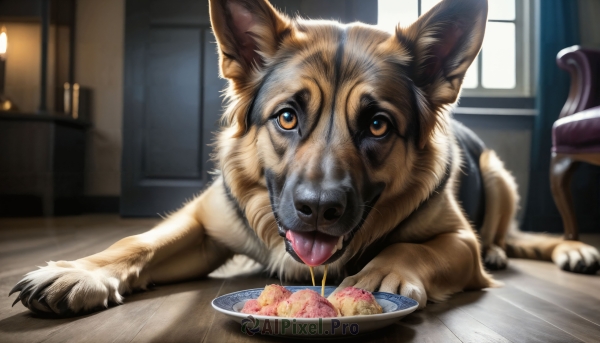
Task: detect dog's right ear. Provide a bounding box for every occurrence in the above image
[209,0,290,87]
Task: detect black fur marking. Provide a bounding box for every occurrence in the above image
[395,33,415,60]
[293,90,310,140]
[506,244,515,257]
[357,133,397,170]
[405,79,421,145]
[397,143,454,227]
[453,120,487,230]
[347,93,379,139]
[222,51,237,61]
[301,51,331,77]
[222,177,257,238]
[348,95,403,169]
[378,60,420,145]
[326,28,348,143]
[265,169,286,232]
[294,90,309,115]
[249,64,280,128]
[279,28,292,42]
[369,138,398,169]
[305,77,326,140]
[267,127,286,158]
[433,147,454,196]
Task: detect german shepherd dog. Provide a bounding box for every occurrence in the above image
[10,0,600,315]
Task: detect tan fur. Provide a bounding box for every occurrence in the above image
[477,148,599,273]
[10,0,598,316]
[478,161,568,264]
[476,150,518,269]
[505,230,600,270]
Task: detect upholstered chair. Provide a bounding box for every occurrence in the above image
[551,46,600,240]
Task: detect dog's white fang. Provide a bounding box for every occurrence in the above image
[332,236,344,253]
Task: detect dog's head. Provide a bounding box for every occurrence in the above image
[211,0,487,267]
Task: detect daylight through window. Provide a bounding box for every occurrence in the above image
[378,0,531,95]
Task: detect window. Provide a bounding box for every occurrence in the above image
[378,0,533,97]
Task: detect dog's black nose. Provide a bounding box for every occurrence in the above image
[294,184,346,227]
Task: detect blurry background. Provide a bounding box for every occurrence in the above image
[0,0,599,234]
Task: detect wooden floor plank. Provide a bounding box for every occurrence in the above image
[494,267,600,326]
[491,286,600,343]
[128,279,225,343]
[0,220,151,278]
[391,311,463,343]
[506,259,600,301]
[448,291,584,343]
[426,300,511,343]
[39,281,209,343]
[0,310,77,343]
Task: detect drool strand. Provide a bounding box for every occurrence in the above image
[321,265,328,297]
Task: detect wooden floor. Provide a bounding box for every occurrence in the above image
[0,215,599,343]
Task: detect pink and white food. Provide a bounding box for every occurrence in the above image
[327,286,383,316]
[241,284,292,316]
[240,285,382,318]
[277,289,338,318]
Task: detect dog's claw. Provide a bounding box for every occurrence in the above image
[9,264,118,316]
[575,260,585,273]
[20,284,36,304]
[9,280,26,296]
[12,295,22,307]
[582,261,600,275]
[558,254,600,274]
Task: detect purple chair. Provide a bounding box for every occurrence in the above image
[551,46,600,240]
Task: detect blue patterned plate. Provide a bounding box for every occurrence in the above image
[212,286,418,337]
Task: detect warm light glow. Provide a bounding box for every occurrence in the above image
[0,26,7,58]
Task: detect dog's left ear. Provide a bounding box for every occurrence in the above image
[398,0,488,148]
[209,0,290,87]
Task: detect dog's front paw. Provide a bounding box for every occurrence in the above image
[336,269,427,309]
[483,245,508,270]
[552,241,600,274]
[9,261,123,316]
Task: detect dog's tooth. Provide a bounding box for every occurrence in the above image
[331,236,344,254]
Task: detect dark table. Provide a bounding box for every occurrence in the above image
[0,112,90,216]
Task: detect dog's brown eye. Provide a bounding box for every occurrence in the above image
[278,110,298,130]
[369,117,389,137]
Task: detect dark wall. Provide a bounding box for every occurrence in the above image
[271,0,377,24]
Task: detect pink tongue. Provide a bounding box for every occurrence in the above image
[286,230,339,267]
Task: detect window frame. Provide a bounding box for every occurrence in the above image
[460,0,534,97]
[382,0,535,98]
